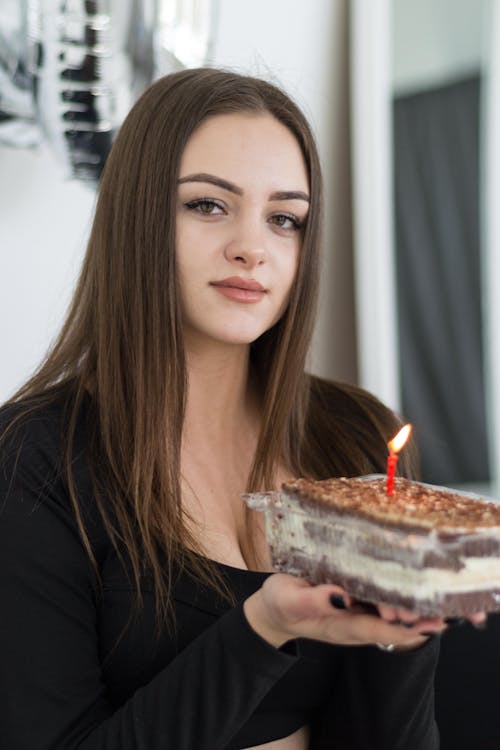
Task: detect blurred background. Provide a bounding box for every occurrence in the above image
[1,0,500,498]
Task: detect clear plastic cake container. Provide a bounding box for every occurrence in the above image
[243,475,500,617]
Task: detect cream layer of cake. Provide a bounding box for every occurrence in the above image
[244,476,500,616]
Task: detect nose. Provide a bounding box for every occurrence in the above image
[223,217,266,268]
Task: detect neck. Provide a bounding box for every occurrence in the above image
[183,339,259,446]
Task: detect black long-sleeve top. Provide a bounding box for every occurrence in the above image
[0,393,440,749]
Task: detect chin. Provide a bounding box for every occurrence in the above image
[206,322,271,346]
[217,330,265,346]
[183,312,281,348]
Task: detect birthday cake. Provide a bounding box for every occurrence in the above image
[245,476,500,617]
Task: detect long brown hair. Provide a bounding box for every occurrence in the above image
[4,68,414,625]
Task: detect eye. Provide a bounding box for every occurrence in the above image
[184,198,226,215]
[270,213,303,232]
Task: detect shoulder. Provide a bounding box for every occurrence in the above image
[0,385,79,473]
[309,375,386,413]
[0,384,98,531]
[303,375,417,478]
[0,394,62,477]
[308,376,399,432]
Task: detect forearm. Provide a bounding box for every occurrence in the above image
[321,637,440,750]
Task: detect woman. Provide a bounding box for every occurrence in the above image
[0,68,481,749]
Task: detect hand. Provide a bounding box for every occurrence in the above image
[243,573,487,650]
[372,602,486,650]
[375,602,486,630]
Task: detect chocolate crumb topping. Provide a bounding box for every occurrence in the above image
[282,476,500,532]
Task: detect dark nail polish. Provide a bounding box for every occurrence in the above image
[402,622,416,629]
[330,594,346,610]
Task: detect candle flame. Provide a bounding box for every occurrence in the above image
[388,423,412,454]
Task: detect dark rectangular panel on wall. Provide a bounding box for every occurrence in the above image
[393,75,489,484]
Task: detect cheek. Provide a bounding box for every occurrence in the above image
[176,224,207,282]
[278,243,300,292]
[175,221,195,266]
[272,247,300,318]
[176,220,221,271]
[175,235,201,305]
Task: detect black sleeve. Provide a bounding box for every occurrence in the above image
[0,418,298,750]
[311,639,440,750]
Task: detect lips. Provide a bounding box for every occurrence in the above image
[210,276,266,292]
[210,276,267,303]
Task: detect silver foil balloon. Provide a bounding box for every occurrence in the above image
[1,0,218,181]
[157,0,219,71]
[0,0,40,147]
[28,0,158,181]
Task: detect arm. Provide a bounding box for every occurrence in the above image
[0,420,297,750]
[244,577,441,750]
[310,641,440,750]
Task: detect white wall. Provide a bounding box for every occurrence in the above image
[0,0,355,403]
[392,0,486,93]
[350,0,400,411]
[0,144,95,400]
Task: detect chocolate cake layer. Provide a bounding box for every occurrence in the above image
[244,476,500,617]
[271,550,500,617]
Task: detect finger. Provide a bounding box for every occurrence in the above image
[377,604,401,622]
[377,617,445,641]
[413,617,447,635]
[328,586,353,611]
[268,575,352,620]
[285,582,352,618]
[380,615,446,635]
[392,607,422,624]
[376,604,426,625]
[378,604,449,629]
[467,611,487,626]
[342,612,430,648]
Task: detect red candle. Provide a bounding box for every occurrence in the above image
[386,424,412,496]
[386,452,398,495]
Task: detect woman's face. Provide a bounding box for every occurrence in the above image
[176,111,310,349]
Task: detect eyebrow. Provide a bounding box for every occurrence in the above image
[177,172,310,203]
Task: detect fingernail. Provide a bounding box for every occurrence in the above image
[402,622,416,629]
[330,594,347,610]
